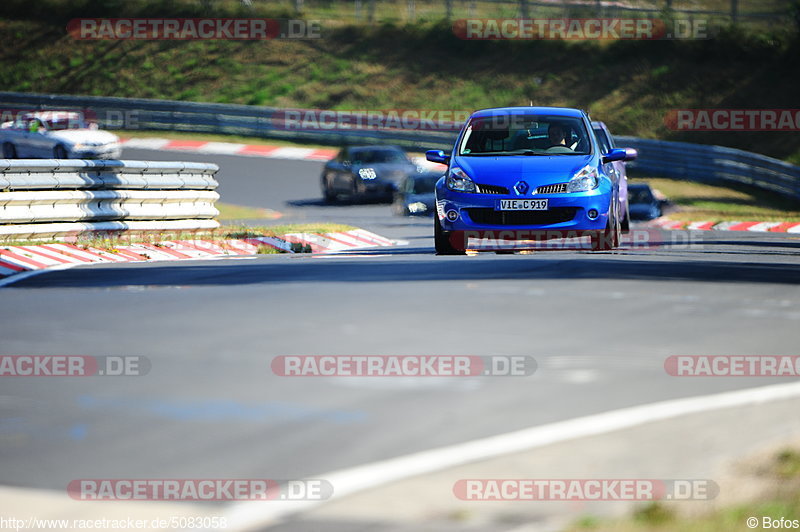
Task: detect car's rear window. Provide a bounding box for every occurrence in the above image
[459,114,592,156]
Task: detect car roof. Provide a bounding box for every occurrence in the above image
[469,107,585,119]
[628,183,653,190]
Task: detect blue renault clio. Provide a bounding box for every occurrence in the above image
[427,107,635,254]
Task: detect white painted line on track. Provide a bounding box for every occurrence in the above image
[0,263,79,288]
[222,380,800,531]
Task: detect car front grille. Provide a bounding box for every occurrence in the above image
[475,183,509,195]
[466,208,578,226]
[535,183,569,194]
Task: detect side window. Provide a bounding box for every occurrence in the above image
[594,129,611,154]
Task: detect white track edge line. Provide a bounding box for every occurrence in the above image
[0,263,79,287]
[221,380,800,531]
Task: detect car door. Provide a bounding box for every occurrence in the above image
[31,119,56,157]
[330,148,354,193]
[8,118,34,157]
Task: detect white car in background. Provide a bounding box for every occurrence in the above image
[0,111,122,159]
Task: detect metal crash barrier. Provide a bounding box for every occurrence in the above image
[0,159,220,240]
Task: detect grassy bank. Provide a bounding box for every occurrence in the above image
[566,446,800,532]
[1,9,798,163]
[631,177,800,222]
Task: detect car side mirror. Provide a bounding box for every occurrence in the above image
[622,147,638,162]
[426,149,450,165]
[602,148,627,164]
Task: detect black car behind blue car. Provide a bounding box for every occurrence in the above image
[322,145,418,203]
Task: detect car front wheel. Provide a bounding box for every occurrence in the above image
[53,145,68,159]
[434,217,465,255]
[2,142,16,159]
[322,175,336,203]
[591,215,620,251]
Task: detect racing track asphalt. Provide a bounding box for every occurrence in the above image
[0,148,798,529]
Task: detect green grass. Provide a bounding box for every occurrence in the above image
[215,202,282,221]
[0,223,356,250]
[222,222,355,239]
[0,15,798,161]
[566,446,800,532]
[631,177,800,222]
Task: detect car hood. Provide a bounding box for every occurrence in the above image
[48,129,120,144]
[454,154,594,186]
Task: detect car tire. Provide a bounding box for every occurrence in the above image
[621,203,630,233]
[349,179,361,204]
[591,204,620,251]
[434,216,465,255]
[53,145,68,159]
[322,175,336,203]
[2,143,16,159]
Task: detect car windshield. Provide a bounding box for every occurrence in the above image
[411,174,441,194]
[630,187,655,204]
[459,114,592,156]
[351,148,408,164]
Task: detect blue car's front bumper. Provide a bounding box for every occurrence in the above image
[435,186,612,234]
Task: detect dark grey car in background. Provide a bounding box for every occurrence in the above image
[322,145,419,203]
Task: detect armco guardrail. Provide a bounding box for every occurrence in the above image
[0,91,457,151]
[1,91,798,201]
[615,136,800,201]
[0,159,220,240]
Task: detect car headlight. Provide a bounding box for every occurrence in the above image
[408,201,428,213]
[446,167,476,193]
[567,165,599,192]
[358,168,377,180]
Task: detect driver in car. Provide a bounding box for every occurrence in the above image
[547,123,568,147]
